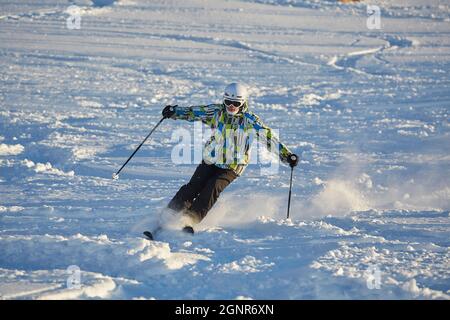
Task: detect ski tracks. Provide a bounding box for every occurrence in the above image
[327,34,417,78]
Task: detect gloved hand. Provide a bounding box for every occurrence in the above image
[287,153,299,168]
[162,105,177,119]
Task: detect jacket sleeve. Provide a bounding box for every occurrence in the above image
[172,104,221,125]
[248,113,293,165]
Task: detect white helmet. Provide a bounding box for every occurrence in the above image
[223,83,248,115]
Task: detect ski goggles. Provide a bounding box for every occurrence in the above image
[224,99,244,108]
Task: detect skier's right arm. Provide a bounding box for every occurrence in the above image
[162,104,220,125]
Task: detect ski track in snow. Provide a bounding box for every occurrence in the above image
[327,34,418,78]
[0,0,449,299]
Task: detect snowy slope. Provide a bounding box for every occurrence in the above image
[0,0,449,299]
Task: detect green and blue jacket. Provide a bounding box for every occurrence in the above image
[171,104,293,176]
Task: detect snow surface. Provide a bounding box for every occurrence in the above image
[0,0,449,299]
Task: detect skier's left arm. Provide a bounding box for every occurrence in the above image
[162,104,219,125]
[251,116,299,168]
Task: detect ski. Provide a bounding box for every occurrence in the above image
[143,226,194,241]
[143,226,162,241]
[143,230,155,240]
[182,226,195,234]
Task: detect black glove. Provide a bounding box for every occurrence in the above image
[287,153,299,168]
[162,105,177,119]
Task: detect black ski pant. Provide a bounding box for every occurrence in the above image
[167,161,238,223]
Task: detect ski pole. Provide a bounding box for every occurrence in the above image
[286,165,294,219]
[112,117,165,180]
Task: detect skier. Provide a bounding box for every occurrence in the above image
[161,83,299,233]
